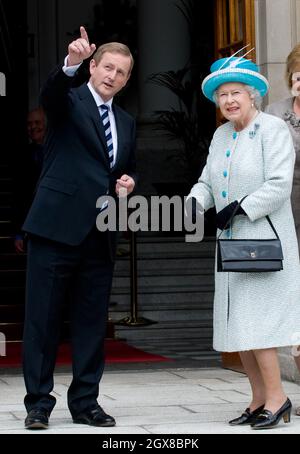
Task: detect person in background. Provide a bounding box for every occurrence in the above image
[188,51,300,430]
[12,107,46,253]
[265,43,300,416]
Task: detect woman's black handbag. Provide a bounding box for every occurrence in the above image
[217,197,283,272]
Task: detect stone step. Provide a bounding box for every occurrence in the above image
[131,241,215,256]
[0,255,215,272]
[114,257,215,272]
[132,338,215,350]
[0,256,214,274]
[110,308,212,323]
[0,286,25,302]
[109,302,213,315]
[0,221,12,236]
[0,304,24,322]
[130,339,219,361]
[0,192,12,205]
[125,249,215,260]
[0,287,214,308]
[0,269,214,287]
[133,234,214,242]
[0,207,11,221]
[0,319,214,342]
[111,283,214,296]
[0,270,25,286]
[0,254,26,270]
[0,322,24,340]
[111,274,214,288]
[0,178,12,192]
[115,263,214,277]
[109,290,214,306]
[0,307,213,327]
[115,320,213,341]
[0,301,213,323]
[112,267,214,278]
[0,321,69,341]
[0,237,14,253]
[0,269,214,290]
[0,238,216,259]
[0,165,10,179]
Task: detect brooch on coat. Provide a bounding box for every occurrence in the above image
[249,123,260,139]
[284,111,300,130]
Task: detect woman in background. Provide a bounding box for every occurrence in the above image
[265,43,300,415]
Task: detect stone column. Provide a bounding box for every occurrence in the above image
[255,0,300,383]
[255,0,298,104]
[138,0,190,120]
[27,0,58,109]
[137,0,190,195]
[27,0,99,109]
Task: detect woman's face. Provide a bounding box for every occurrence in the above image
[216,82,254,128]
[291,64,300,97]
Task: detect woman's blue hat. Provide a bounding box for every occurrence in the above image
[202,53,269,103]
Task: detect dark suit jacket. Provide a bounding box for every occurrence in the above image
[23,65,137,246]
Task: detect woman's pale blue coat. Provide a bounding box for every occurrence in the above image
[189,112,300,352]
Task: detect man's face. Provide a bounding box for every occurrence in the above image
[27,110,46,144]
[89,52,131,102]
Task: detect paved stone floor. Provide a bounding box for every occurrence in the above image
[1,365,300,434]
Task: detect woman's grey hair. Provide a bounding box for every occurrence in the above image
[213,85,263,110]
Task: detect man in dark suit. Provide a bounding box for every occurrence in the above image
[22,27,137,430]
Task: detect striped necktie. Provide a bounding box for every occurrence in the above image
[100,104,114,168]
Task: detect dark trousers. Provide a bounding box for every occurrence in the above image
[22,227,114,416]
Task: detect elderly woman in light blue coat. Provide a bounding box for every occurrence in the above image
[188,53,300,430]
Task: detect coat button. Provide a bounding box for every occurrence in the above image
[223,171,228,178]
[233,132,238,140]
[226,150,231,157]
[222,191,227,198]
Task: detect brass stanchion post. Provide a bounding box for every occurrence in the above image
[116,230,156,326]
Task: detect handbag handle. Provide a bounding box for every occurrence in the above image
[217,196,280,240]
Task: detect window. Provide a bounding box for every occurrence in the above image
[215,0,255,59]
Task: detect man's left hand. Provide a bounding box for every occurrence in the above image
[116,175,135,197]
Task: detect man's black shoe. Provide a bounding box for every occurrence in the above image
[25,409,49,430]
[73,405,116,427]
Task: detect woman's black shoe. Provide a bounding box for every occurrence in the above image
[251,398,292,430]
[229,405,265,426]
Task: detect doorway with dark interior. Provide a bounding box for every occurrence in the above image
[1,0,220,367]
